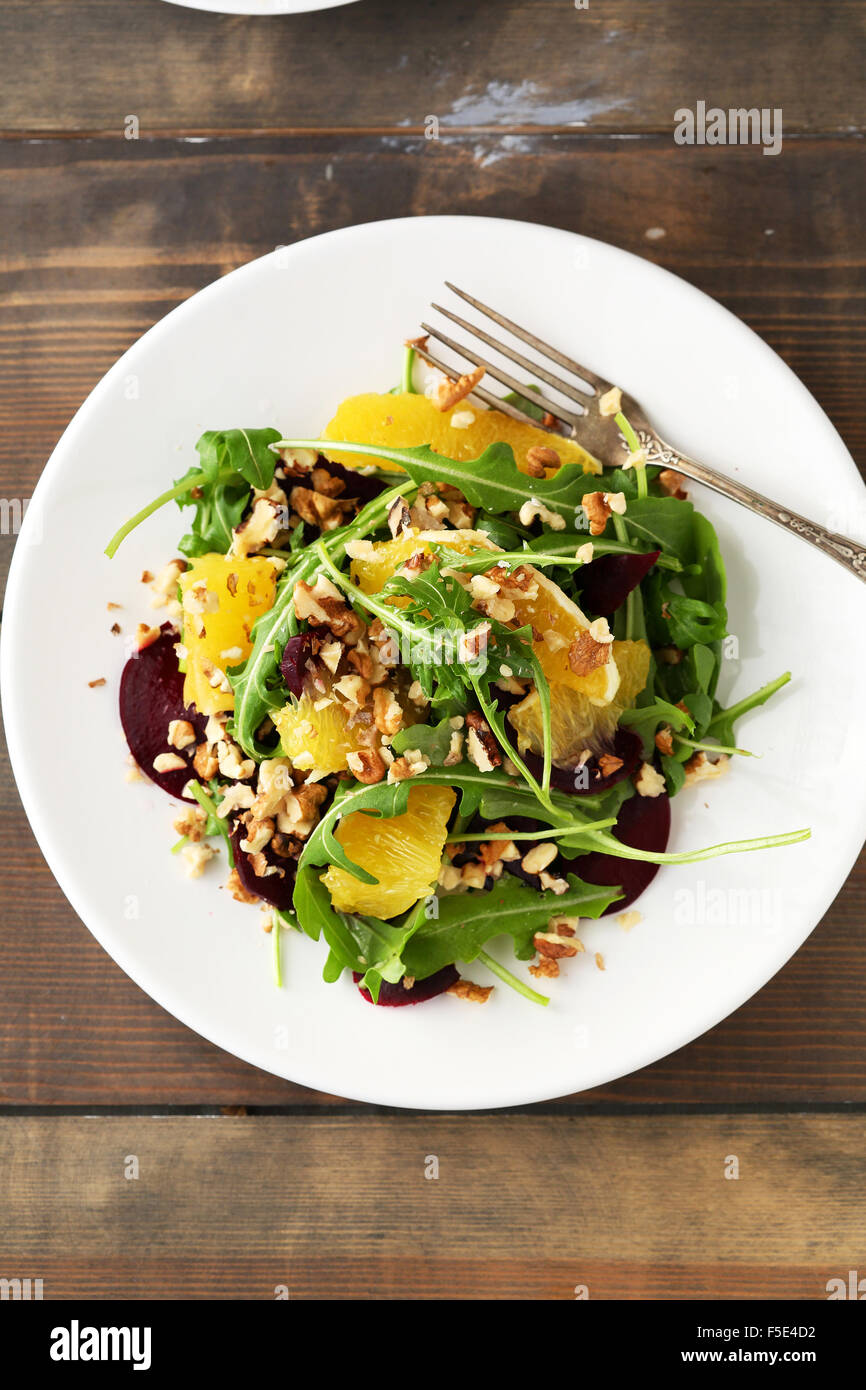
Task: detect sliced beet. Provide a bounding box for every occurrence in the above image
[119,625,205,800]
[354,964,459,1006]
[578,549,660,616]
[280,632,315,699]
[521,727,643,795]
[229,824,298,910]
[575,788,671,913]
[316,456,388,506]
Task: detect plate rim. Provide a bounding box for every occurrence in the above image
[4,213,865,1109]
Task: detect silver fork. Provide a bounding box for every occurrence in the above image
[416,283,866,584]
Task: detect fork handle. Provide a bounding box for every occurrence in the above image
[650,436,866,584]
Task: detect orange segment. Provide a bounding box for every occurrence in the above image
[350,530,619,706]
[180,555,277,716]
[273,687,367,777]
[510,640,651,762]
[322,392,601,477]
[322,784,455,919]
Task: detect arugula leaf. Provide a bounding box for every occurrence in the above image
[401,874,620,980]
[105,427,281,558]
[705,671,792,749]
[619,698,695,754]
[391,717,454,765]
[277,437,602,525]
[620,496,697,563]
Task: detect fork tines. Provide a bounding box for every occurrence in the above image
[419,284,605,432]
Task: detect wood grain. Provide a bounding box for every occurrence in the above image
[1,1114,862,1298]
[1,130,865,1105]
[1,0,864,135]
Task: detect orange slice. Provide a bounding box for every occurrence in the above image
[321,391,601,478]
[180,554,277,716]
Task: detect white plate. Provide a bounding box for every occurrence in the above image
[4,216,865,1110]
[161,0,360,14]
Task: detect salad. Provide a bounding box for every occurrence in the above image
[106,346,808,1008]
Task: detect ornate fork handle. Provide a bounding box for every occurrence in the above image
[636,429,866,584]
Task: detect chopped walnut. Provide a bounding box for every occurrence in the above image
[217,782,257,817]
[229,498,282,558]
[521,842,559,876]
[597,754,624,777]
[684,752,729,785]
[458,622,491,665]
[447,978,494,1003]
[289,486,351,533]
[655,726,674,756]
[372,686,404,736]
[193,742,219,780]
[387,496,413,537]
[581,492,612,536]
[135,623,161,650]
[293,577,363,643]
[173,805,207,842]
[617,910,642,932]
[432,365,485,411]
[658,468,688,499]
[153,752,187,774]
[529,955,560,980]
[346,748,387,784]
[465,712,501,771]
[525,445,561,476]
[182,841,217,878]
[225,868,260,904]
[635,761,666,798]
[568,629,612,677]
[167,719,196,750]
[517,498,566,531]
[534,930,582,960]
[598,385,623,416]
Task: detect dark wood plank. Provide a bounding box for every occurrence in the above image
[1,134,864,1104]
[2,1115,863,1297]
[0,0,864,134]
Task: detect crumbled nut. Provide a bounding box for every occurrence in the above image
[293,578,363,643]
[140,570,154,584]
[655,726,674,756]
[469,573,501,602]
[344,538,375,562]
[521,842,559,875]
[518,498,566,531]
[465,712,501,771]
[248,851,283,880]
[539,872,569,894]
[88,677,107,688]
[447,978,494,1003]
[276,782,327,839]
[548,914,581,937]
[319,639,344,674]
[576,542,594,564]
[568,629,612,677]
[684,752,729,785]
[658,468,688,499]
[460,862,488,890]
[182,841,217,878]
[387,496,413,538]
[167,719,196,750]
[595,952,605,970]
[217,782,257,817]
[150,558,186,610]
[457,622,491,665]
[407,679,428,707]
[598,754,624,777]
[225,868,260,905]
[581,492,612,536]
[432,365,485,411]
[217,738,255,781]
[309,467,344,499]
[372,686,404,736]
[542,629,568,654]
[588,617,614,645]
[529,955,560,980]
[617,910,642,932]
[525,445,561,475]
[657,645,684,665]
[534,930,581,959]
[598,385,623,416]
[443,730,465,766]
[173,805,207,841]
[436,861,461,891]
[240,815,275,856]
[289,487,351,533]
[450,409,475,429]
[623,448,647,472]
[635,761,666,798]
[229,498,283,558]
[346,748,387,784]
[153,752,187,773]
[110,623,122,635]
[335,673,371,707]
[135,623,161,650]
[192,742,219,780]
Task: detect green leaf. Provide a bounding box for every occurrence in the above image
[401,873,620,980]
[391,716,454,765]
[277,437,602,525]
[705,671,791,749]
[621,496,697,563]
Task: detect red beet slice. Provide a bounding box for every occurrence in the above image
[520,727,643,795]
[354,964,459,1006]
[280,632,315,699]
[229,824,297,910]
[316,456,387,506]
[575,787,671,913]
[119,625,205,800]
[578,549,660,616]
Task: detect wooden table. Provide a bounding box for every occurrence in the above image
[1,0,864,1299]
